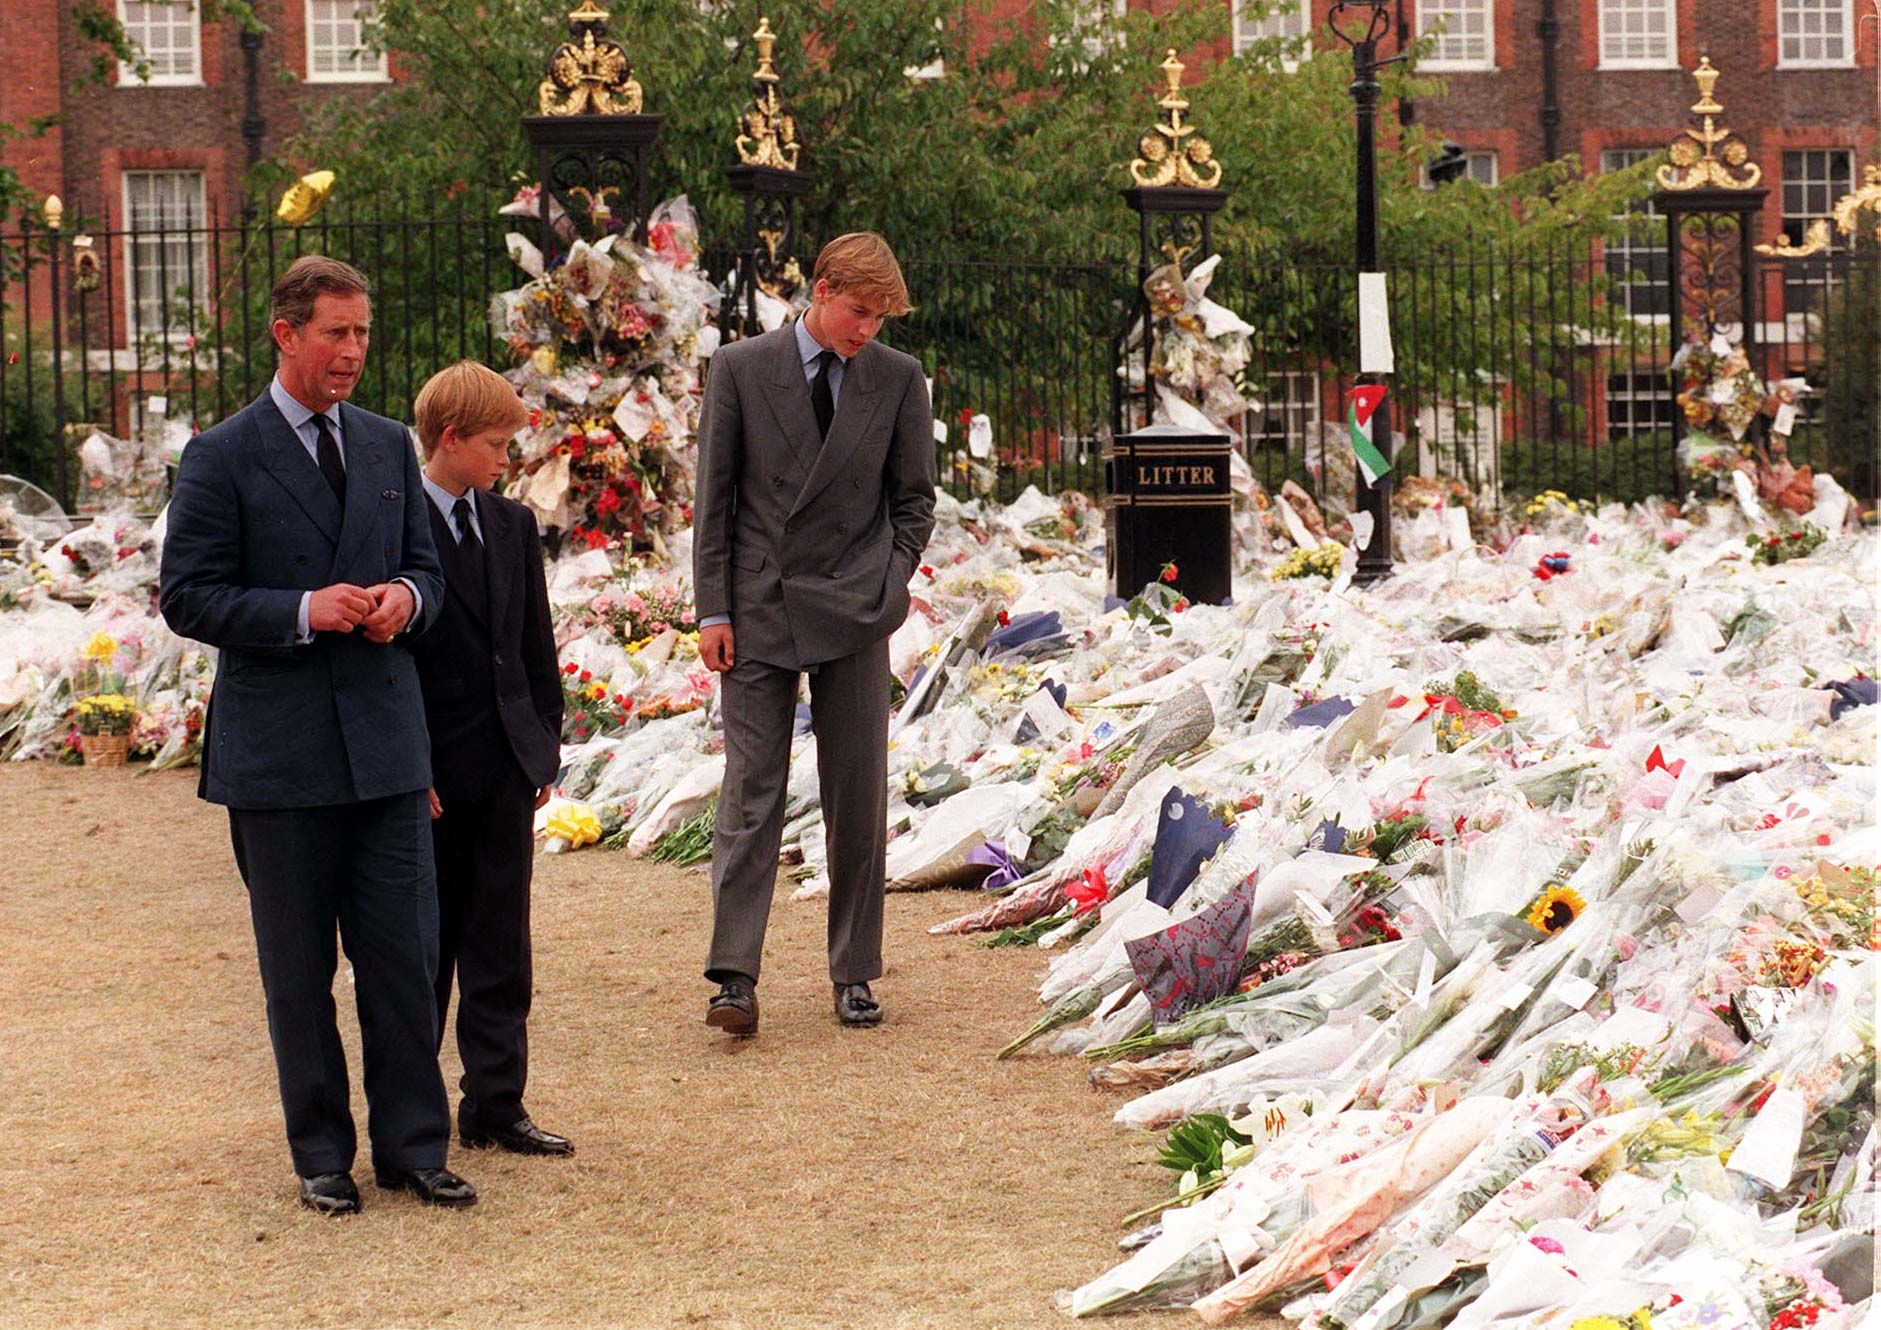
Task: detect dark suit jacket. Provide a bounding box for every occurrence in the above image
[692,323,936,670]
[159,390,445,809]
[406,489,563,805]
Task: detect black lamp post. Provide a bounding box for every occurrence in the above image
[1330,0,1397,584]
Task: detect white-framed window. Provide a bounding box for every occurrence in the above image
[1053,0,1129,63]
[1598,0,1676,68]
[1606,369,1675,440]
[306,0,388,82]
[1232,0,1313,66]
[122,170,209,342]
[1417,0,1493,69]
[1246,371,1321,451]
[1781,148,1855,312]
[1776,0,1854,67]
[117,0,202,86]
[1601,148,1670,319]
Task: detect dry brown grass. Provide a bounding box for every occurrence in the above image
[0,765,1285,1330]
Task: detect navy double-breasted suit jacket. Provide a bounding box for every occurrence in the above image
[159,390,445,809]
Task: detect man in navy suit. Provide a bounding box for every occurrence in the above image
[159,255,476,1215]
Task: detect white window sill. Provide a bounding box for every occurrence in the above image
[1776,58,1857,70]
[116,73,205,88]
[1418,60,1497,73]
[305,70,392,84]
[1597,60,1681,71]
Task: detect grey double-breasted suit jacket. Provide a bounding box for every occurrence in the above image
[692,324,936,669]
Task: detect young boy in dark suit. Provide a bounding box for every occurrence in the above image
[409,360,572,1157]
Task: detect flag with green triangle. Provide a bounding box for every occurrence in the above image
[1345,384,1391,486]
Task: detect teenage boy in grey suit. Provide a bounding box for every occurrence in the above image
[159,255,475,1215]
[692,232,936,1035]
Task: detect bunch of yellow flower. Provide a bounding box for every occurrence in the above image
[1524,489,1589,520]
[74,693,137,736]
[1269,544,1344,582]
[966,660,1040,704]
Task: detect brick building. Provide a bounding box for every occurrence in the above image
[1228,1,1874,197]
[3,1,395,341]
[1224,0,1877,471]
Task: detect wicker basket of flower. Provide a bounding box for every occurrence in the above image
[75,693,137,767]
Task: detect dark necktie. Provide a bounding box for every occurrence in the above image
[312,413,346,504]
[810,349,836,441]
[451,496,487,608]
[452,496,480,551]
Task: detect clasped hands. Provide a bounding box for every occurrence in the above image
[308,581,414,643]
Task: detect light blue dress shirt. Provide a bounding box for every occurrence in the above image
[700,319,851,632]
[269,375,422,640]
[793,313,848,407]
[421,471,483,544]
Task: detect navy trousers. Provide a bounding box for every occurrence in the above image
[228,791,450,1177]
[431,768,538,1131]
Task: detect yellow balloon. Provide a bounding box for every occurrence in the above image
[276,170,336,227]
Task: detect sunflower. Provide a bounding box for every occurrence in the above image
[1524,883,1585,934]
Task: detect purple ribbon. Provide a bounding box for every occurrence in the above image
[967,839,1024,891]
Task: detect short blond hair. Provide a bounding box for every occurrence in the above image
[414,360,529,456]
[812,232,913,317]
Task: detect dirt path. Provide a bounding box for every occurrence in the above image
[0,765,1279,1329]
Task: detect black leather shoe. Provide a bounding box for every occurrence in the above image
[298,1171,360,1216]
[705,977,759,1036]
[460,1116,574,1157]
[834,982,883,1027]
[373,1166,478,1208]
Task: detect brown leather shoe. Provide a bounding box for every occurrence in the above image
[706,977,759,1036]
[834,982,882,1027]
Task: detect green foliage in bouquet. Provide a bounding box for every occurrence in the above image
[1154,1113,1252,1203]
[649,800,717,865]
[1423,670,1506,716]
[1746,524,1828,566]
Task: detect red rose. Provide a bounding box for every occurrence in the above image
[920,564,934,578]
[996,609,1010,626]
[579,670,592,683]
[563,662,578,675]
[1160,561,1178,583]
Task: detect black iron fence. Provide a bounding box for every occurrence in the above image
[4,202,1875,512]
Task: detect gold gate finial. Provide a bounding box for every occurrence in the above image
[1758,163,1881,256]
[539,0,643,115]
[1655,57,1760,191]
[734,16,801,170]
[1129,50,1223,190]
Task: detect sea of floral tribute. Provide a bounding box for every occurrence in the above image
[1,261,1874,1328]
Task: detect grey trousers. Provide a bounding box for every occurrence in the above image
[706,636,889,986]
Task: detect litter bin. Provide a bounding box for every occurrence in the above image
[1105,425,1233,605]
